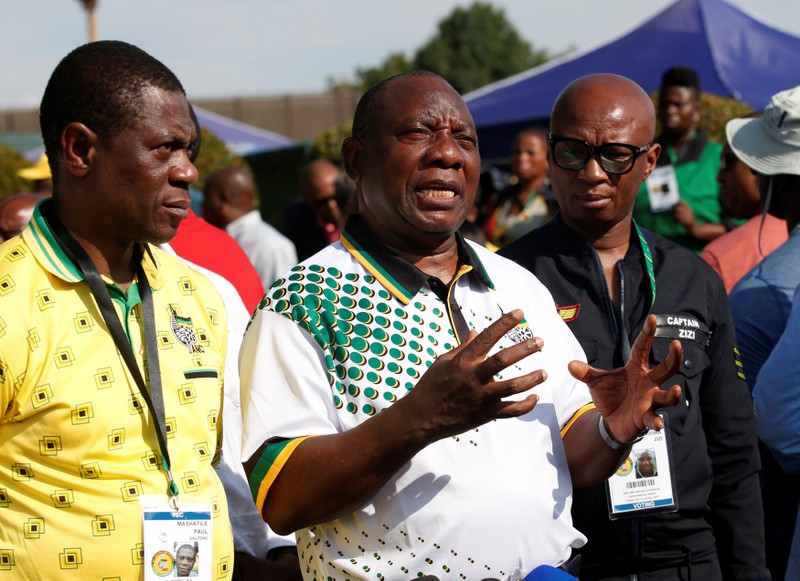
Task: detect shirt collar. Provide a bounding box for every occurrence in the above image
[552,212,645,262]
[339,215,494,305]
[23,198,164,290]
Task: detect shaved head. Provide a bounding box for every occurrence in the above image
[202,166,257,228]
[552,74,656,142]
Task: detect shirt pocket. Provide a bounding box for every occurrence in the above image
[650,338,709,436]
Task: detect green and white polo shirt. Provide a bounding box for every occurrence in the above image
[241,217,591,580]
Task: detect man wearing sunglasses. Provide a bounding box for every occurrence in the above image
[501,74,767,580]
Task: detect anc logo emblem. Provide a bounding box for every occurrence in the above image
[616,457,634,477]
[556,303,580,322]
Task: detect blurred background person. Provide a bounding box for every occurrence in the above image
[16,153,53,197]
[698,113,788,293]
[753,284,800,581]
[482,128,555,248]
[202,166,297,290]
[0,192,46,243]
[633,67,726,252]
[283,159,345,261]
[726,85,800,580]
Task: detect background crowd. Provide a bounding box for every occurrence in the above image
[1,35,799,581]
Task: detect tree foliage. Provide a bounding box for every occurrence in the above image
[355,53,414,93]
[414,3,548,94]
[650,92,754,145]
[193,128,250,191]
[311,121,353,166]
[696,93,754,144]
[0,143,34,202]
[348,2,549,94]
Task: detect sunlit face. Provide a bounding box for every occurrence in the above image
[511,132,548,182]
[658,86,700,136]
[717,144,761,219]
[88,85,198,247]
[549,83,659,233]
[176,547,196,576]
[346,75,480,250]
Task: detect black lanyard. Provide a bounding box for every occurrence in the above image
[42,204,180,502]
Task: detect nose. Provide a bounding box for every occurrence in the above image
[579,154,609,183]
[173,150,199,187]
[426,132,463,168]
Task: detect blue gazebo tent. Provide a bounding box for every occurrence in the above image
[465,0,800,159]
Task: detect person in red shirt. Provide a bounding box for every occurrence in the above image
[169,208,265,313]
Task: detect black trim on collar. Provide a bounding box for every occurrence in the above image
[342,215,493,298]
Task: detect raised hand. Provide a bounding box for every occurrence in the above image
[567,314,682,444]
[396,309,546,441]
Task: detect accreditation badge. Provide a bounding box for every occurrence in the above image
[141,496,213,580]
[645,165,680,212]
[605,413,678,519]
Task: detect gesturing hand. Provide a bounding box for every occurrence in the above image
[397,309,547,442]
[568,314,683,444]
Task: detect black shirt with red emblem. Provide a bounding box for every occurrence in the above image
[500,213,768,581]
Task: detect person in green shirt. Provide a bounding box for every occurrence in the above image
[633,67,726,252]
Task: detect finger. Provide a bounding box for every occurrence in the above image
[649,339,683,385]
[629,314,657,368]
[493,393,540,419]
[642,408,665,431]
[477,336,544,381]
[461,309,525,361]
[651,384,682,409]
[568,359,607,385]
[486,369,547,400]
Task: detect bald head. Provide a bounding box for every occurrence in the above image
[552,74,656,141]
[201,166,257,228]
[0,193,46,242]
[302,159,344,228]
[303,160,340,199]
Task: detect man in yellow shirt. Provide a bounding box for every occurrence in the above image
[0,40,233,578]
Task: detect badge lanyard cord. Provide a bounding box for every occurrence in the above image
[43,205,180,505]
[618,221,657,362]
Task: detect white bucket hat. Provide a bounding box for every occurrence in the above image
[727,86,800,176]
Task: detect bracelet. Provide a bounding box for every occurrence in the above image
[598,416,647,450]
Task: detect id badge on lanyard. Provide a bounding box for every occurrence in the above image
[605,412,678,519]
[141,496,214,580]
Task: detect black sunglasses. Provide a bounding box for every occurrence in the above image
[548,134,651,175]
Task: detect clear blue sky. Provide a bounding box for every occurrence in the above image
[2,0,798,110]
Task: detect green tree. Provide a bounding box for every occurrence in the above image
[311,121,352,166]
[342,2,549,93]
[0,143,33,202]
[650,92,753,145]
[354,53,415,92]
[193,128,250,191]
[414,2,548,94]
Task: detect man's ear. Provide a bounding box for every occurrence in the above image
[341,136,361,182]
[61,122,97,178]
[643,143,662,180]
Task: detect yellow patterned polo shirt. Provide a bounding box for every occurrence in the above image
[0,204,233,578]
